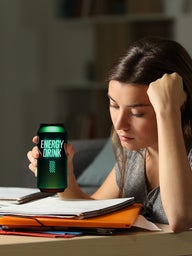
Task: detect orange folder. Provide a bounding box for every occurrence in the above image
[0,203,142,230]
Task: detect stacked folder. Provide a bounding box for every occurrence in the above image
[0,189,142,237]
[0,203,142,229]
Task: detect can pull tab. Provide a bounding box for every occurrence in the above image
[49,160,56,173]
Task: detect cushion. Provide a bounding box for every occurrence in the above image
[72,139,106,178]
[77,139,116,186]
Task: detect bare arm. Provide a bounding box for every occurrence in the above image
[91,168,120,199]
[147,73,192,232]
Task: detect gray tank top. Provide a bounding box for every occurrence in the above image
[115,148,192,224]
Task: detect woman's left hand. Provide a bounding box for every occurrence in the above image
[147,72,186,115]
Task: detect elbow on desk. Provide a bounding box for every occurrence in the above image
[168,216,192,233]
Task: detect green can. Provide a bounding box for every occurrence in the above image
[37,124,68,193]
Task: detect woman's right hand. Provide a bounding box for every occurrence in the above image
[27,136,40,176]
[27,136,75,177]
[27,136,91,199]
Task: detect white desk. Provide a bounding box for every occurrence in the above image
[0,225,192,256]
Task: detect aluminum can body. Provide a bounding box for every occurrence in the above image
[37,124,67,193]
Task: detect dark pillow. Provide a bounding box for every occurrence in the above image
[77,139,115,186]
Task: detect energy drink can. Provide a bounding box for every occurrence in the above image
[37,124,68,193]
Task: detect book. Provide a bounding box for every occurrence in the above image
[0,227,82,238]
[0,187,54,205]
[0,196,135,219]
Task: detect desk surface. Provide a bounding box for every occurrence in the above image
[1,225,192,256]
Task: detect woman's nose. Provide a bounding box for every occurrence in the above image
[114,112,130,131]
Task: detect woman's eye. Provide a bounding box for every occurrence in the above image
[109,104,119,109]
[131,112,144,117]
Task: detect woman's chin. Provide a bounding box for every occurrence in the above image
[120,141,139,151]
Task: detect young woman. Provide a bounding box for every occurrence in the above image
[27,37,192,233]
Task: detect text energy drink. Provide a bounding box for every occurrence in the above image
[37,124,68,193]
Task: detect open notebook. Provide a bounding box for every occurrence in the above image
[0,196,135,218]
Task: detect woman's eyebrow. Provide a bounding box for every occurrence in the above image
[107,94,151,108]
[107,94,116,102]
[126,103,151,108]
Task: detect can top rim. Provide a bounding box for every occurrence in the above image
[39,125,66,133]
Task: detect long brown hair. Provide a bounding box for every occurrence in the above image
[108,36,192,194]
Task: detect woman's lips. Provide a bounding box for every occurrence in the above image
[118,135,134,142]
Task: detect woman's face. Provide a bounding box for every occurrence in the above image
[108,80,158,151]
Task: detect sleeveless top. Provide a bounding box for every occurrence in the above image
[115,148,192,224]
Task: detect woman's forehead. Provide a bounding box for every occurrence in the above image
[108,80,150,105]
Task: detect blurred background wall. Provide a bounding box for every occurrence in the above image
[0,0,192,187]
